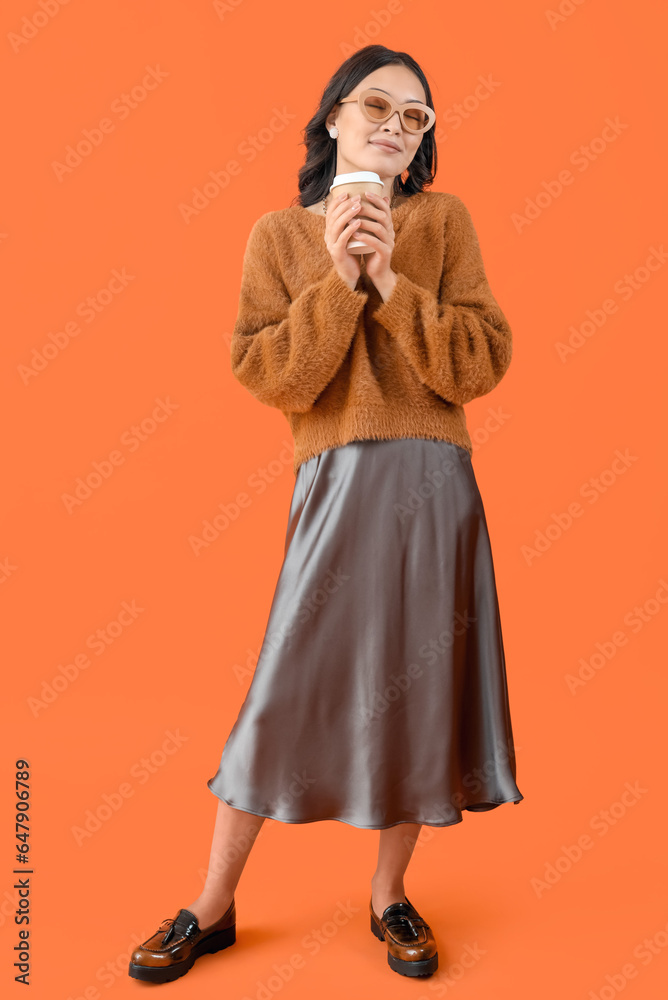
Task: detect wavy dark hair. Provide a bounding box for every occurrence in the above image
[291,45,437,209]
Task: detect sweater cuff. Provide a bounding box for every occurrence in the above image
[318,264,369,315]
[371,271,428,332]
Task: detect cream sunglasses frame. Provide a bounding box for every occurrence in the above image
[336,87,436,134]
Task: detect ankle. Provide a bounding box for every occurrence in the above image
[199,883,236,904]
[371,874,405,895]
[370,877,407,915]
[186,889,235,929]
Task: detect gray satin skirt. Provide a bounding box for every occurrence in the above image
[207,437,524,829]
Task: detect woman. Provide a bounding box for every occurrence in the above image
[129,44,523,985]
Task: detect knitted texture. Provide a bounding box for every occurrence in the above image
[230,190,512,476]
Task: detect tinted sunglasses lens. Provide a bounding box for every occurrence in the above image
[404,108,429,131]
[363,95,392,120]
[362,95,430,131]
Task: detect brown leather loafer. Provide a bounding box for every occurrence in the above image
[369,895,438,977]
[128,900,236,984]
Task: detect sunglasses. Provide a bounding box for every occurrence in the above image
[336,88,436,134]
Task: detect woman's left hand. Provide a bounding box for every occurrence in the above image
[358,192,398,298]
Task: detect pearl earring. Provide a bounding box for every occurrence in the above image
[328,125,339,138]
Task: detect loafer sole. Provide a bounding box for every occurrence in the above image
[370,912,438,977]
[128,924,236,983]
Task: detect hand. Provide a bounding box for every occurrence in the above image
[324,192,365,289]
[356,191,398,298]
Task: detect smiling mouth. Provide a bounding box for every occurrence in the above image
[371,141,400,153]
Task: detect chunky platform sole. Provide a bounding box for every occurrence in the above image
[370,913,438,977]
[128,924,236,984]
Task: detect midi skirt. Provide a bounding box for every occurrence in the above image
[207,437,524,829]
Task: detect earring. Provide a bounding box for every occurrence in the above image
[328,125,339,138]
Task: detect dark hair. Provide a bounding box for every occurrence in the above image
[291,44,437,209]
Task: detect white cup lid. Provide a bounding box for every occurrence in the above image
[330,171,382,190]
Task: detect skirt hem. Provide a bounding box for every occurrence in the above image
[207,782,524,831]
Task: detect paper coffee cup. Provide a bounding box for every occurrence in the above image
[329,171,384,254]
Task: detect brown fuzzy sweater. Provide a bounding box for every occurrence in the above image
[230,190,512,476]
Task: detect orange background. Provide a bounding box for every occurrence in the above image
[3,0,668,996]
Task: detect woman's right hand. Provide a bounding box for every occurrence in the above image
[324,192,364,289]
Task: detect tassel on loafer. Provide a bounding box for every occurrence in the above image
[369,895,438,977]
[128,899,236,984]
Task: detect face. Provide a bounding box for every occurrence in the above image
[326,65,430,184]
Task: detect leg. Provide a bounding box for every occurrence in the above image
[185,798,265,931]
[370,822,422,917]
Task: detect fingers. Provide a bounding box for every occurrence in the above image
[335,220,363,251]
[329,194,362,232]
[323,193,362,284]
[327,195,364,247]
[358,191,390,217]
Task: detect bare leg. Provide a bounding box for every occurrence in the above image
[370,822,422,917]
[185,798,265,931]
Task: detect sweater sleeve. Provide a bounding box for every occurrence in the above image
[371,195,512,406]
[230,214,369,413]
